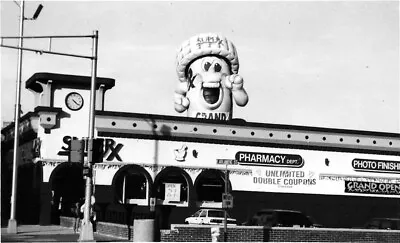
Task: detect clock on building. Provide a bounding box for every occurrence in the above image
[65,92,84,111]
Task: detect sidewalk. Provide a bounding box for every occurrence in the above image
[1,224,130,242]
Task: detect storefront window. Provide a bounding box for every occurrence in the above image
[154,171,188,202]
[195,169,226,202]
[124,174,146,199]
[115,172,147,203]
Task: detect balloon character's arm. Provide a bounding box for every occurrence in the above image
[174,81,190,112]
[224,74,249,106]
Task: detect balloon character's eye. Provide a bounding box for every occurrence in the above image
[204,62,212,71]
[187,68,193,80]
[187,68,196,88]
[214,63,222,72]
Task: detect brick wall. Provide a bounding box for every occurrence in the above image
[60,218,400,242]
[161,225,400,242]
[96,221,133,240]
[60,216,132,240]
[269,228,400,242]
[160,225,267,242]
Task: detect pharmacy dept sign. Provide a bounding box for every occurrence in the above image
[352,159,400,174]
[235,151,304,168]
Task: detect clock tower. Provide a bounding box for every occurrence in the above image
[26,72,115,159]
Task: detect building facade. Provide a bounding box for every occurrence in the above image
[2,72,400,229]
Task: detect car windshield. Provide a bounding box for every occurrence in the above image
[192,210,201,217]
[208,210,226,218]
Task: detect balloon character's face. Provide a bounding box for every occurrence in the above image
[185,56,233,120]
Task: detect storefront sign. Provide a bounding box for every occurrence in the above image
[344,181,400,195]
[58,136,123,161]
[352,159,400,174]
[235,151,303,168]
[252,168,316,188]
[104,139,123,161]
[174,145,188,161]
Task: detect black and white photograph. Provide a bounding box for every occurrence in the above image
[1,1,399,242]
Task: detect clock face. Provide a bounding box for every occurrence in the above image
[65,92,84,111]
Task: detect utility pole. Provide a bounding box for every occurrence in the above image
[224,163,228,242]
[79,30,98,242]
[8,0,25,233]
[217,159,236,242]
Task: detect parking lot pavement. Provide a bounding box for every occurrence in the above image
[1,224,129,242]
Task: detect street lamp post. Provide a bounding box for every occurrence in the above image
[7,0,25,233]
[7,0,43,234]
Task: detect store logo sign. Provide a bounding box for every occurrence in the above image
[235,151,303,168]
[174,145,188,162]
[104,139,123,161]
[58,136,123,161]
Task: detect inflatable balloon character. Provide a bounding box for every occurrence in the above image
[175,33,248,121]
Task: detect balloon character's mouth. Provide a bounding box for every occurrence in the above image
[202,82,221,105]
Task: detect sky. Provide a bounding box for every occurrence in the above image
[1,1,399,133]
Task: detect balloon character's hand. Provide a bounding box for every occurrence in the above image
[174,93,190,112]
[224,74,244,91]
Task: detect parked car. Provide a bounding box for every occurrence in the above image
[363,217,400,230]
[184,209,237,225]
[244,209,321,228]
[306,215,323,228]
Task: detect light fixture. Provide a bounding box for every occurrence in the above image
[32,4,43,19]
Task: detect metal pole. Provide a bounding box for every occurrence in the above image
[79,30,98,242]
[224,164,228,242]
[0,44,93,59]
[8,0,24,234]
[1,34,95,39]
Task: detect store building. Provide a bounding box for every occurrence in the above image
[1,72,400,231]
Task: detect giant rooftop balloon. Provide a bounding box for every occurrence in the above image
[174,33,248,121]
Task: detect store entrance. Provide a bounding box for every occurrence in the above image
[49,162,84,224]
